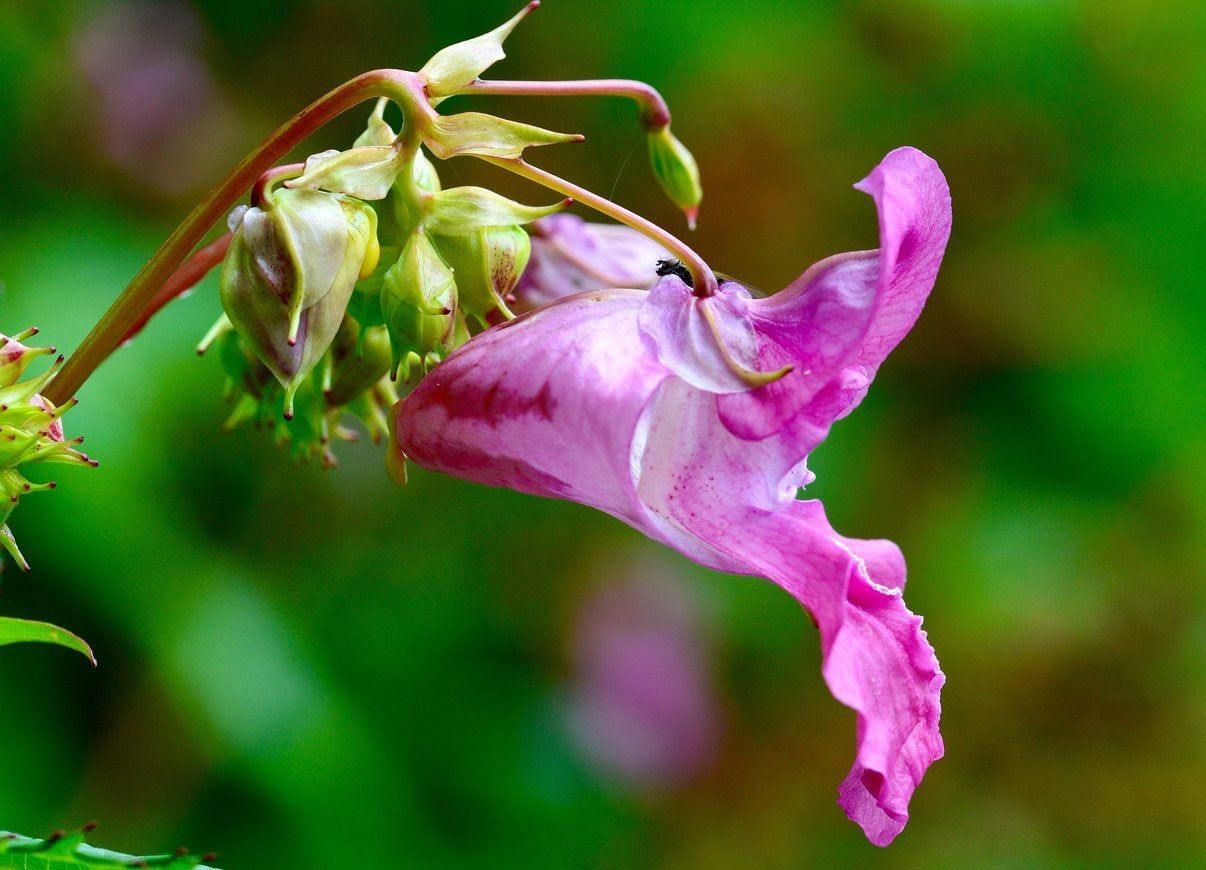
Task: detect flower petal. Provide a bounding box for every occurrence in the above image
[719,147,951,440]
[636,380,943,846]
[638,276,782,394]
[395,289,669,525]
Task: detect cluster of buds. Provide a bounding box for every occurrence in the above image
[0,329,96,570]
[203,2,702,469]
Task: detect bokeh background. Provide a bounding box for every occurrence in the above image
[1,0,1202,866]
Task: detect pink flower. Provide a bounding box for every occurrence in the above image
[511,214,668,310]
[395,147,951,845]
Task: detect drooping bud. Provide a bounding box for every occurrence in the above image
[380,230,458,380]
[0,344,96,571]
[648,126,703,229]
[220,189,377,416]
[419,2,539,100]
[433,225,531,324]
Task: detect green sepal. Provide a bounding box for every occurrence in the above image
[425,112,582,160]
[418,2,538,100]
[286,146,405,202]
[425,186,568,235]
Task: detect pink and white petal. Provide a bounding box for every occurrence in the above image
[637,277,767,394]
[637,381,943,845]
[719,147,951,441]
[395,289,670,527]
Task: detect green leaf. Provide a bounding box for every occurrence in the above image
[0,827,216,868]
[418,2,538,99]
[425,112,582,160]
[0,617,94,665]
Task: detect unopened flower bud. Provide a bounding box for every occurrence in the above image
[648,126,703,229]
[434,225,531,324]
[380,230,458,380]
[0,328,55,387]
[220,189,377,416]
[0,342,96,571]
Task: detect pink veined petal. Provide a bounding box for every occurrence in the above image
[396,289,669,527]
[719,146,951,441]
[635,380,943,846]
[637,276,769,394]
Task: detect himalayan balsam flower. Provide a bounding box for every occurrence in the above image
[395,147,951,845]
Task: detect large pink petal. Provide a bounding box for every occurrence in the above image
[396,289,669,527]
[719,147,951,440]
[636,380,943,846]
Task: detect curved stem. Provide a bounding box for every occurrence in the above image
[464,78,671,129]
[480,156,717,297]
[117,231,233,347]
[251,162,306,206]
[45,69,423,404]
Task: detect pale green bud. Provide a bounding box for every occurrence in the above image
[220,190,377,416]
[433,225,530,324]
[380,231,458,380]
[648,126,703,229]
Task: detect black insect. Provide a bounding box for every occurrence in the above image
[653,259,764,296]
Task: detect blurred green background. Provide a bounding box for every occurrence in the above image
[1,0,1202,866]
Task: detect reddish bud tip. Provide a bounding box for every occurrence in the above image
[685,206,699,230]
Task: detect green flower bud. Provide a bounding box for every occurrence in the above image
[433,225,531,324]
[0,343,96,571]
[0,328,55,388]
[220,189,377,416]
[648,125,703,229]
[380,230,458,380]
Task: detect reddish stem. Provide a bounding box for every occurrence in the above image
[118,232,233,347]
[464,78,672,129]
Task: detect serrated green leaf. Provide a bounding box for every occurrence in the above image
[0,828,215,868]
[425,112,582,160]
[0,617,94,665]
